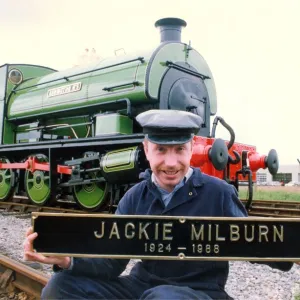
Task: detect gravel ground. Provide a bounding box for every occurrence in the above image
[1,214,300,299]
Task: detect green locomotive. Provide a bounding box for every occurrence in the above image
[0,18,278,211]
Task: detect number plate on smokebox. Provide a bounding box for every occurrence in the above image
[32,213,300,261]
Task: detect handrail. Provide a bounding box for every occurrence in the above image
[13,57,145,92]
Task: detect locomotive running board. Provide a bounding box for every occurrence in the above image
[32,213,300,261]
[0,133,145,153]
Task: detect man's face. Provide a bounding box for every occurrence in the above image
[143,139,193,192]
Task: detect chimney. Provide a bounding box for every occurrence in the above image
[155,17,187,43]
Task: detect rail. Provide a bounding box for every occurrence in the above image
[0,254,49,298]
[1,198,300,217]
[241,200,300,218]
[0,196,112,215]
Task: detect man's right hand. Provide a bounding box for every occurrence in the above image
[23,227,71,269]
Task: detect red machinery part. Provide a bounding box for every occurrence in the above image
[190,136,224,178]
[0,157,72,175]
[190,136,273,182]
[248,152,267,173]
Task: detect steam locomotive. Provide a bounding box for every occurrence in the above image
[0,18,278,211]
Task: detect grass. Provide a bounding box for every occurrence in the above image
[293,284,300,300]
[238,186,300,202]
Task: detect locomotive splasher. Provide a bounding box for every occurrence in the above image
[0,18,278,211]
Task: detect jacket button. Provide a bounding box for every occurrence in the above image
[189,192,193,196]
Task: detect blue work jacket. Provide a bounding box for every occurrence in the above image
[69,168,293,299]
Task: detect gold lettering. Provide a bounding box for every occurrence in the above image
[162,223,173,240]
[208,224,212,242]
[273,225,284,242]
[215,224,225,241]
[154,223,159,240]
[125,223,135,239]
[94,221,105,239]
[230,224,240,241]
[259,225,269,242]
[109,222,120,239]
[244,225,255,242]
[139,222,151,240]
[191,224,204,241]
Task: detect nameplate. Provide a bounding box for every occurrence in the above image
[32,213,300,261]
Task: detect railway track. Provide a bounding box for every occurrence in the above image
[0,196,114,215]
[0,200,85,215]
[241,200,300,218]
[0,254,49,299]
[1,198,300,217]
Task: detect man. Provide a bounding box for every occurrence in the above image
[24,110,293,299]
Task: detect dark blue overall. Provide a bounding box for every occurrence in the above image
[42,168,292,299]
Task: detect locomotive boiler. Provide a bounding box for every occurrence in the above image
[0,18,278,211]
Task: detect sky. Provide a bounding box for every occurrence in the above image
[1,0,299,165]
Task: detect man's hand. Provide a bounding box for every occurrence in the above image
[23,227,71,269]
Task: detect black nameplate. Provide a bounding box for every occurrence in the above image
[32,213,300,261]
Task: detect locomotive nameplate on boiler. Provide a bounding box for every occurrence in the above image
[32,213,300,261]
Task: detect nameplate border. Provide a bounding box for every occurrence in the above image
[32,213,300,262]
